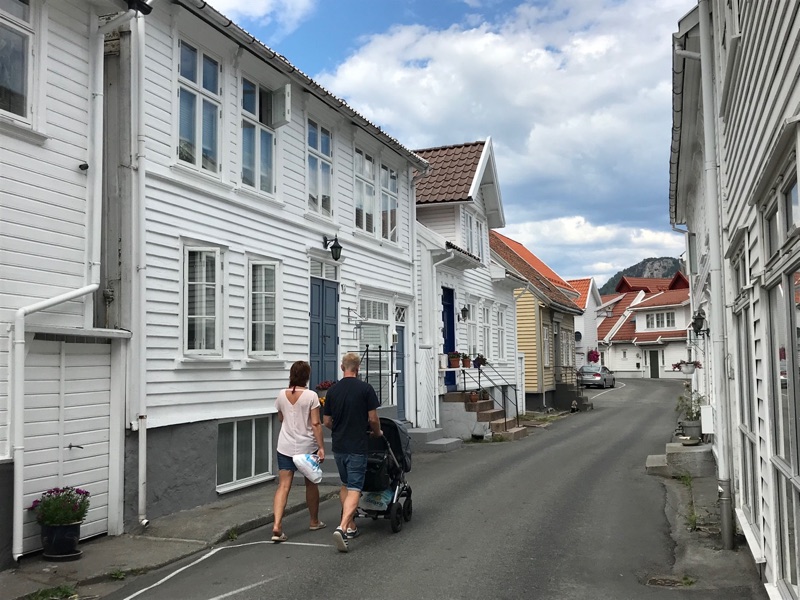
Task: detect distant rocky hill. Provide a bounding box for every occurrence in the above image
[598,257,682,295]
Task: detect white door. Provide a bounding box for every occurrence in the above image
[22,339,112,553]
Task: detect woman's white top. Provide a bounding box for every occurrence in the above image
[275,388,320,456]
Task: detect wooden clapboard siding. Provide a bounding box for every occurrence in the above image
[418,205,458,240]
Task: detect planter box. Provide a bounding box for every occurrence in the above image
[680,364,696,375]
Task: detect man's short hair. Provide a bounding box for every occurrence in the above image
[341,352,361,372]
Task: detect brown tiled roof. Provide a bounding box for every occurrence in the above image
[414,142,484,204]
[566,278,592,309]
[489,232,582,314]
[492,232,574,292]
[631,288,689,309]
[669,272,690,289]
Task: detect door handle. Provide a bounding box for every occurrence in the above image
[68,443,84,450]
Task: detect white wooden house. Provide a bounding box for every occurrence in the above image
[669,2,800,596]
[0,0,428,563]
[411,140,526,441]
[566,278,601,368]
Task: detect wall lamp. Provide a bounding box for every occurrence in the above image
[458,305,470,322]
[322,235,343,261]
[691,310,709,336]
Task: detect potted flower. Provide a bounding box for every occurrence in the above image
[672,359,702,375]
[28,486,90,559]
[315,380,335,413]
[461,353,472,368]
[676,387,704,440]
[474,354,489,368]
[587,349,600,363]
[447,351,461,368]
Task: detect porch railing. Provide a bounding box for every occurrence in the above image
[459,364,520,429]
[359,344,395,406]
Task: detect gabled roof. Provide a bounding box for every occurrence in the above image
[414,139,505,228]
[566,278,593,310]
[630,288,690,310]
[492,232,574,293]
[668,271,690,289]
[489,232,582,315]
[616,276,673,293]
[609,314,636,342]
[597,292,641,340]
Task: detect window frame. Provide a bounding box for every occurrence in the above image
[380,163,399,243]
[496,307,506,360]
[240,76,277,195]
[216,416,273,493]
[466,301,478,356]
[0,0,34,123]
[354,147,377,234]
[183,246,223,356]
[307,117,333,218]
[543,325,551,367]
[177,39,222,174]
[248,259,280,357]
[481,305,491,356]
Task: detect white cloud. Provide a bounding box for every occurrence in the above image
[313,0,696,280]
[206,0,316,37]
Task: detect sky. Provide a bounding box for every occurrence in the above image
[208,0,697,287]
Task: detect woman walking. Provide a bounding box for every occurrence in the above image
[272,361,326,541]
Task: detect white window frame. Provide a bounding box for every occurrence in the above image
[177,39,221,174]
[183,246,223,356]
[307,117,333,217]
[0,0,34,123]
[216,416,273,493]
[475,220,484,261]
[354,147,376,234]
[543,326,551,367]
[463,211,485,261]
[380,163,398,242]
[466,302,478,356]
[646,311,676,329]
[496,307,506,360]
[481,305,491,356]
[240,77,276,195]
[465,212,474,254]
[248,260,279,356]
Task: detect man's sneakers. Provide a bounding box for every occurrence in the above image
[346,527,360,539]
[333,527,349,553]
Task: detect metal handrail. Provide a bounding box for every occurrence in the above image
[360,344,395,406]
[459,364,520,429]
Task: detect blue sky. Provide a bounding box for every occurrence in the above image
[211,0,697,286]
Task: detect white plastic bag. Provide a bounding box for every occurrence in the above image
[293,453,322,484]
[359,489,393,511]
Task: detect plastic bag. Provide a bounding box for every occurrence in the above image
[293,453,322,484]
[359,489,393,511]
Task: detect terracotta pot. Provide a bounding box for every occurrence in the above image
[462,358,471,368]
[449,358,461,368]
[469,391,479,402]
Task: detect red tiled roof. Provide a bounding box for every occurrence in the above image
[616,276,672,293]
[492,232,574,292]
[600,294,622,305]
[490,232,582,314]
[414,142,484,204]
[566,278,592,309]
[631,288,690,309]
[609,315,636,341]
[669,272,690,289]
[597,292,640,339]
[632,330,688,343]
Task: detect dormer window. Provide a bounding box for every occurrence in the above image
[464,212,484,260]
[645,311,675,329]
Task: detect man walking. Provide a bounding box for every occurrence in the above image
[323,352,382,552]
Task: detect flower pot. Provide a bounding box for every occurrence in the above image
[439,354,449,369]
[462,358,471,368]
[681,420,702,439]
[41,522,82,560]
[448,358,461,368]
[680,364,696,375]
[473,358,483,368]
[469,391,479,402]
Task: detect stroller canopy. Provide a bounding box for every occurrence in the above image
[379,417,412,473]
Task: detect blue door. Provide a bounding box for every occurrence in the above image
[396,325,406,421]
[310,277,339,389]
[442,287,456,388]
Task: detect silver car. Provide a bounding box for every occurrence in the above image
[578,365,616,388]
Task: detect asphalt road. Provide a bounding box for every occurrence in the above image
[103,378,765,599]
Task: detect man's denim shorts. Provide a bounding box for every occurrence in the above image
[334,453,367,491]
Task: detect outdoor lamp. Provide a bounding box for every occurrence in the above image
[323,235,343,261]
[458,305,470,322]
[691,310,709,336]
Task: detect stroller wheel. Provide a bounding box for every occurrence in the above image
[389,502,403,533]
[402,496,413,522]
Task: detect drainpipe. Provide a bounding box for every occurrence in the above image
[427,250,456,426]
[697,0,734,550]
[10,285,99,560]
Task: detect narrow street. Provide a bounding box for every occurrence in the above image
[102,379,764,600]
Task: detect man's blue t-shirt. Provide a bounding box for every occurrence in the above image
[323,377,380,454]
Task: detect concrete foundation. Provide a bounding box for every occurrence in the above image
[0,460,13,570]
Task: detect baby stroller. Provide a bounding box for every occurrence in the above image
[357,417,413,533]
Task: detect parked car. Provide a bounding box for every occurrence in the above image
[578,365,616,388]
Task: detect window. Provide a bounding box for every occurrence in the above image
[622,350,627,359]
[178,41,220,173]
[646,311,676,329]
[466,302,477,356]
[481,305,491,356]
[217,417,271,490]
[785,179,799,232]
[307,118,332,217]
[249,261,277,355]
[464,212,485,261]
[359,298,392,404]
[354,148,376,233]
[241,78,275,194]
[380,164,398,242]
[766,205,780,259]
[543,326,550,367]
[475,221,484,261]
[184,247,222,355]
[496,308,506,360]
[0,0,31,119]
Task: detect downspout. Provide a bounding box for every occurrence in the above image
[697,0,734,550]
[427,250,456,427]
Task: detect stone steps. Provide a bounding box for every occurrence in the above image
[407,427,463,453]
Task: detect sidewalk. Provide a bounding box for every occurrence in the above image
[0,481,340,600]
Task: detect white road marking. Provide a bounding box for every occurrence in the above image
[206,576,281,600]
[590,381,626,398]
[121,540,330,600]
